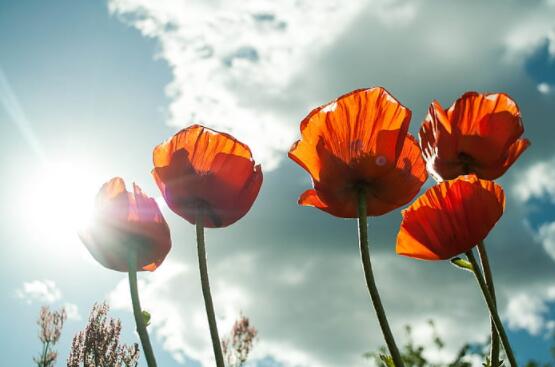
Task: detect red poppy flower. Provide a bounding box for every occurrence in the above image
[79,177,171,272]
[152,125,263,228]
[396,175,505,260]
[420,92,530,181]
[288,87,428,217]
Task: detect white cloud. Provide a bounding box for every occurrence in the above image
[538,221,555,262]
[16,279,62,304]
[64,302,82,321]
[15,280,81,320]
[108,251,496,367]
[538,82,552,94]
[503,5,555,62]
[108,0,371,170]
[513,155,555,263]
[103,0,555,365]
[107,0,555,171]
[505,293,549,335]
[107,0,428,170]
[110,261,228,365]
[513,156,555,203]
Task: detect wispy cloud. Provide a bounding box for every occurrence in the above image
[15,280,82,320]
[513,155,555,203]
[64,302,82,321]
[108,0,555,171]
[107,0,418,169]
[506,293,550,335]
[16,279,62,304]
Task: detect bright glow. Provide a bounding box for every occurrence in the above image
[17,159,102,247]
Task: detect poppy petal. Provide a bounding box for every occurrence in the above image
[223,165,264,227]
[290,88,428,218]
[365,134,428,213]
[450,93,522,152]
[95,177,130,224]
[473,138,531,179]
[289,87,411,182]
[80,178,172,272]
[153,125,262,227]
[396,175,504,260]
[202,157,263,227]
[420,101,459,181]
[153,125,253,172]
[421,92,528,180]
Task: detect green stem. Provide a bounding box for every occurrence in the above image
[466,250,518,367]
[196,213,225,367]
[128,251,158,367]
[39,341,49,367]
[477,241,500,366]
[357,188,404,367]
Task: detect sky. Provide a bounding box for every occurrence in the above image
[2,0,555,366]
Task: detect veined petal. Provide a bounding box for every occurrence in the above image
[419,92,529,180]
[290,88,424,218]
[396,175,504,260]
[153,124,254,172]
[153,125,262,227]
[289,87,411,182]
[80,178,172,272]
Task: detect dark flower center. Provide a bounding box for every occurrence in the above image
[458,152,475,174]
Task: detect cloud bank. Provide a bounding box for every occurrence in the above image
[106,0,555,366]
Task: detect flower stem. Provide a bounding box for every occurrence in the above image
[128,251,157,367]
[196,213,225,367]
[477,241,500,366]
[357,188,404,367]
[466,250,518,367]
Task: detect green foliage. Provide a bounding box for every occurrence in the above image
[364,320,488,367]
[366,320,555,367]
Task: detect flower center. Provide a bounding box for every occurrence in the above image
[458,152,475,174]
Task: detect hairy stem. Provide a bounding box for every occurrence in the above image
[466,250,517,367]
[128,251,157,367]
[357,188,404,367]
[477,241,500,366]
[196,213,225,367]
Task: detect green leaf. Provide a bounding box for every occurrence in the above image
[450,257,474,272]
[142,310,151,327]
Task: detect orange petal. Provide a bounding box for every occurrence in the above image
[80,178,172,272]
[202,158,263,227]
[362,134,428,215]
[298,188,355,218]
[298,189,326,208]
[451,92,524,165]
[396,175,504,260]
[419,101,459,181]
[95,177,130,224]
[143,262,158,271]
[153,125,253,172]
[153,125,262,227]
[97,177,127,200]
[420,92,529,180]
[474,138,531,180]
[220,165,264,227]
[289,87,411,182]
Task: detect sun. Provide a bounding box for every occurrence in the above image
[18,159,103,247]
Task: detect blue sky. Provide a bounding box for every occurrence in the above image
[3,0,555,366]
